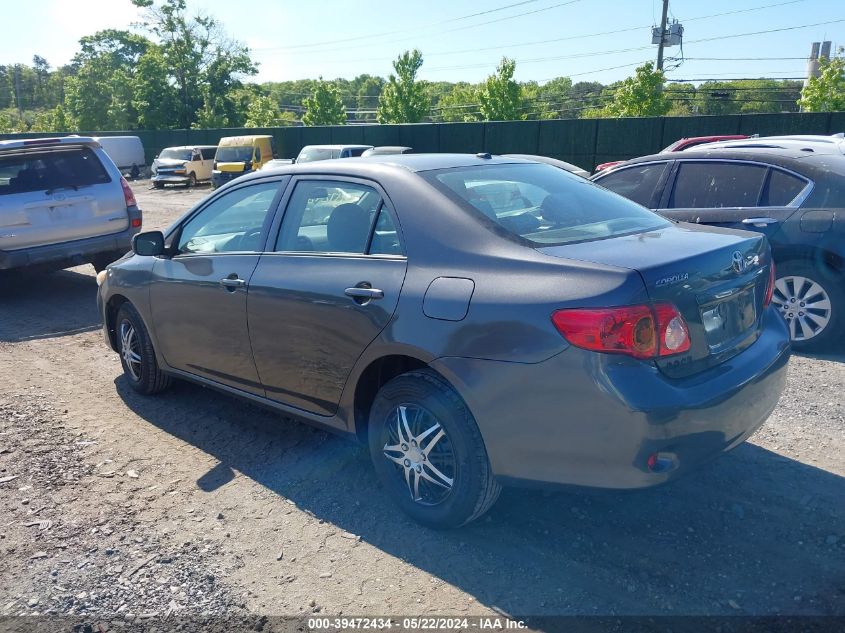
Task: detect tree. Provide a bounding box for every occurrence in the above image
[132,0,256,128]
[799,53,845,112]
[302,78,346,126]
[356,76,383,121]
[64,29,150,129]
[28,104,72,132]
[377,49,429,123]
[592,62,669,118]
[245,94,296,127]
[478,57,523,121]
[133,45,180,128]
[436,83,480,122]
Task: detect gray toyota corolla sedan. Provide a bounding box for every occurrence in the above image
[97,154,790,528]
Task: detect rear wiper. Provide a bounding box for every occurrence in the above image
[45,184,80,195]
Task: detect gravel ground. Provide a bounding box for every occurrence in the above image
[0,180,843,623]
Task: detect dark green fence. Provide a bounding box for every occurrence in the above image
[3,111,844,171]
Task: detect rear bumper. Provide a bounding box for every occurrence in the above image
[431,307,791,490]
[0,207,141,271]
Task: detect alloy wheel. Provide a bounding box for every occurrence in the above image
[119,320,142,381]
[382,404,456,506]
[771,275,832,342]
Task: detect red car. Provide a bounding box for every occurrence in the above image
[594,135,750,174]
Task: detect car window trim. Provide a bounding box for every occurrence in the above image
[662,158,813,210]
[169,175,290,258]
[265,174,407,259]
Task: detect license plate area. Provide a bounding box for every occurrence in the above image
[700,286,757,350]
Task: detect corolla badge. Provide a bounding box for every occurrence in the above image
[655,272,689,287]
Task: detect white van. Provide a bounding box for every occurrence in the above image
[151,145,217,188]
[93,136,146,172]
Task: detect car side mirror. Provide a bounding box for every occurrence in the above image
[132,231,165,256]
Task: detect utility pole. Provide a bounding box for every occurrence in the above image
[656,0,670,71]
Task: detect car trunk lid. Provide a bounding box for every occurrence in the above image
[540,223,771,377]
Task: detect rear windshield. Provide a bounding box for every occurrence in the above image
[159,148,192,161]
[216,146,253,163]
[0,146,110,196]
[297,148,337,163]
[426,163,670,246]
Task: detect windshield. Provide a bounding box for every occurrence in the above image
[426,163,669,246]
[216,146,253,163]
[158,148,192,161]
[297,148,337,163]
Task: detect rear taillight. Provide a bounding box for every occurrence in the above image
[764,262,775,308]
[551,303,690,359]
[120,176,137,208]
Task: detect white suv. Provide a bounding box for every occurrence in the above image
[0,136,142,272]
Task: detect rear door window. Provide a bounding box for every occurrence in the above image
[427,163,669,246]
[594,162,668,207]
[669,162,767,208]
[275,180,383,254]
[762,169,808,206]
[0,146,110,196]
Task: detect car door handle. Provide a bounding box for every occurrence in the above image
[344,287,384,300]
[220,277,246,289]
[742,217,779,226]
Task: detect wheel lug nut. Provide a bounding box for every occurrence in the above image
[415,465,422,473]
[404,459,410,467]
[401,444,408,451]
[421,454,426,461]
[411,440,417,447]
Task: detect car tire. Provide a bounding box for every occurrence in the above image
[772,260,843,352]
[368,369,501,528]
[187,172,196,187]
[115,303,171,395]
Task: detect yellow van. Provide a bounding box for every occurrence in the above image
[211,135,276,188]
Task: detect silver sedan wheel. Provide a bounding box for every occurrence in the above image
[382,404,456,506]
[119,320,142,381]
[771,275,832,342]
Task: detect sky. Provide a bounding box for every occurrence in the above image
[1,0,842,86]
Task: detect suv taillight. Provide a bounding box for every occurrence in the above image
[551,303,690,359]
[764,262,775,308]
[120,176,137,208]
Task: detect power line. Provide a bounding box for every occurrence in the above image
[260,0,570,52]
[261,0,809,58]
[422,17,844,73]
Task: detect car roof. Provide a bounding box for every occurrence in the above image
[693,134,845,155]
[161,145,217,150]
[0,135,99,152]
[235,153,532,183]
[363,146,413,154]
[299,144,374,151]
[598,146,845,177]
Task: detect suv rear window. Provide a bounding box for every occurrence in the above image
[0,146,110,196]
[427,163,670,246]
